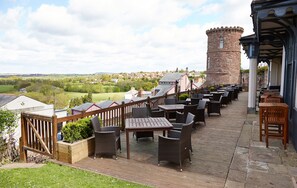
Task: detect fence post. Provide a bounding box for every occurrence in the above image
[52,115,57,159]
[121,102,125,131]
[20,113,28,162]
[147,96,150,106]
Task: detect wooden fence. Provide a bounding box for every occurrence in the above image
[20,88,210,162]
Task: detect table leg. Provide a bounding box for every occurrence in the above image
[163,130,165,136]
[126,131,130,159]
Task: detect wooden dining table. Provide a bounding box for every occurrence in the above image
[125,117,173,159]
[158,104,185,119]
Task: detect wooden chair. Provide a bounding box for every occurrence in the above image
[158,121,193,171]
[264,96,282,103]
[263,105,288,149]
[91,116,121,159]
[132,107,154,141]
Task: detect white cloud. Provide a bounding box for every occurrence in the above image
[0,0,254,73]
[0,7,24,30]
[199,3,221,15]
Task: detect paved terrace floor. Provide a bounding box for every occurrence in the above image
[71,92,297,188]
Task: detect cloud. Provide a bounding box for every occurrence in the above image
[0,0,254,73]
[68,0,191,28]
[199,3,221,15]
[0,7,24,30]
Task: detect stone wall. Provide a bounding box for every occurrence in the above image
[205,26,244,85]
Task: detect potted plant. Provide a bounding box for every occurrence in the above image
[56,117,95,164]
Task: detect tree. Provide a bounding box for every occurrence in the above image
[0,109,19,163]
[69,97,83,108]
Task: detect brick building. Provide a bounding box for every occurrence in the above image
[205,26,244,85]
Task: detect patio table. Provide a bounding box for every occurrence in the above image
[202,94,213,98]
[158,104,185,119]
[125,117,173,159]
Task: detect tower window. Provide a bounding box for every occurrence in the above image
[219,35,224,49]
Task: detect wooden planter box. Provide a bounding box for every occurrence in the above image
[56,136,95,164]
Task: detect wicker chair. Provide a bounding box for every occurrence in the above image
[158,121,193,171]
[190,98,200,105]
[175,104,198,123]
[221,91,230,107]
[132,107,154,141]
[146,103,165,117]
[91,116,121,159]
[171,113,195,153]
[164,98,178,120]
[195,100,207,125]
[164,98,177,104]
[207,95,222,116]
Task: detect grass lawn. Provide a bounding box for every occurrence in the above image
[67,92,126,103]
[0,162,149,188]
[0,85,16,93]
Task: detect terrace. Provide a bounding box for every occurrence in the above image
[51,91,296,187]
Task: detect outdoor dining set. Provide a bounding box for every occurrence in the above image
[91,85,242,171]
[258,88,288,149]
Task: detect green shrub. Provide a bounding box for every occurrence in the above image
[62,117,93,143]
[179,93,189,100]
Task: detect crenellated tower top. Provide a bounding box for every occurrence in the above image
[206,26,244,35]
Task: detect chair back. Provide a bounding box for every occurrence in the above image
[218,95,223,103]
[164,98,176,105]
[132,107,148,118]
[184,104,198,117]
[264,106,288,125]
[223,91,229,97]
[212,93,222,101]
[198,100,206,109]
[91,116,101,132]
[180,121,194,145]
[264,97,282,103]
[190,98,200,105]
[185,112,195,124]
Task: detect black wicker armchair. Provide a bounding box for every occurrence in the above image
[195,99,207,125]
[207,95,222,116]
[91,116,121,159]
[132,107,154,141]
[146,103,165,117]
[158,121,193,171]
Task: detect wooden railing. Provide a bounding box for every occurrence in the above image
[20,90,195,162]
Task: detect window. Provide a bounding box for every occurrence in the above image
[219,35,224,49]
[207,57,210,69]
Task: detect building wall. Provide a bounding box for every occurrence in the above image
[0,96,54,146]
[206,26,244,85]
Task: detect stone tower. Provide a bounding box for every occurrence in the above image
[205,26,244,85]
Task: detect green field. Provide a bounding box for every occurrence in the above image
[0,85,16,93]
[67,92,125,103]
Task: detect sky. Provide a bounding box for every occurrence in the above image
[0,0,254,74]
